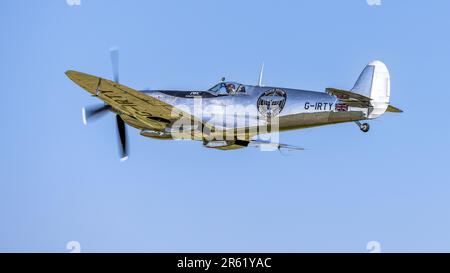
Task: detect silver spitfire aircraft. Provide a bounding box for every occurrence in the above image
[66,49,402,161]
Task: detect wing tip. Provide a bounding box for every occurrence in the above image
[65,70,93,81]
[65,70,77,77]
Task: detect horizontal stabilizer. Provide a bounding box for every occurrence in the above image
[326,88,371,108]
[386,105,403,113]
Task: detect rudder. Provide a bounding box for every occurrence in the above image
[352,60,390,118]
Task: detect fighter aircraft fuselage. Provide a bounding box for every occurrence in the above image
[140,85,363,137]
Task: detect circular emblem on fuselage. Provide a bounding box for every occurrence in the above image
[257,88,287,118]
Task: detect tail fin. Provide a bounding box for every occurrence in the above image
[352,60,390,118]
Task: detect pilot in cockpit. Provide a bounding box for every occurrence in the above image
[225,83,236,94]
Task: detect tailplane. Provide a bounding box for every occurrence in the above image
[327,60,402,118]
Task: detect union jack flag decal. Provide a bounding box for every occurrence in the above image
[335,103,348,112]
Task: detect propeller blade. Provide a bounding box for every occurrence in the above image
[110,46,119,83]
[258,62,264,86]
[116,114,128,161]
[111,48,128,161]
[81,104,111,125]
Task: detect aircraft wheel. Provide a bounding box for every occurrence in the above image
[360,123,370,133]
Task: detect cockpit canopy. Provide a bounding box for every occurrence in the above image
[208,82,246,95]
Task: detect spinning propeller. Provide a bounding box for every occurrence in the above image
[81,47,129,161]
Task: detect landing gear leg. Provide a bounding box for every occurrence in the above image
[355,121,370,133]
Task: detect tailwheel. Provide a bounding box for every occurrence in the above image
[360,123,370,132]
[355,121,370,133]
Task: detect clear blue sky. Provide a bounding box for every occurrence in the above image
[0,0,449,252]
